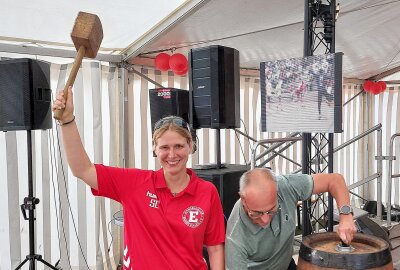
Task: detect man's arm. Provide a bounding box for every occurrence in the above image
[225,238,248,270]
[53,87,98,189]
[312,173,357,244]
[207,244,224,270]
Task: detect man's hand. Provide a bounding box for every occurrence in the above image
[337,214,357,244]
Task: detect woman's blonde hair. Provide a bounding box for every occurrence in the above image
[152,116,194,151]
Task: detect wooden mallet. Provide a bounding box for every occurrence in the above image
[53,11,103,120]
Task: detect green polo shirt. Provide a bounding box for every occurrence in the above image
[226,174,313,270]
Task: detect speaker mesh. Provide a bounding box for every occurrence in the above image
[0,60,31,130]
[189,45,240,129]
[0,58,51,131]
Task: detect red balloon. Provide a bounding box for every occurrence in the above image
[169,53,188,72]
[363,80,374,92]
[174,66,188,76]
[154,53,170,71]
[371,82,382,95]
[377,81,387,93]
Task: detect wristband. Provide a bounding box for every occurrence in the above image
[58,115,75,126]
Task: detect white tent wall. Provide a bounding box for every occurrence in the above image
[1,54,400,268]
[333,85,400,209]
[0,58,124,269]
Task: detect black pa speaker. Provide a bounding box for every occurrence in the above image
[194,164,249,219]
[189,45,240,129]
[149,88,190,131]
[0,58,52,131]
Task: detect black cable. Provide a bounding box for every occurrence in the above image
[113,210,124,225]
[50,91,90,269]
[48,93,73,270]
[107,219,114,252]
[346,0,400,13]
[51,122,73,270]
[48,128,64,267]
[374,45,400,80]
[55,121,91,269]
[240,119,254,153]
[234,130,247,164]
[107,209,124,253]
[139,20,301,56]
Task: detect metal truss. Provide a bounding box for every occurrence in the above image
[304,0,337,55]
[302,0,337,236]
[302,133,334,235]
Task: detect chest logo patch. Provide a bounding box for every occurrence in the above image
[182,206,204,228]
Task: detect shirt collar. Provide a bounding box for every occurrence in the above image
[270,209,281,236]
[155,168,197,196]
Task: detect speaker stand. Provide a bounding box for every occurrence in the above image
[15,131,58,270]
[192,129,227,170]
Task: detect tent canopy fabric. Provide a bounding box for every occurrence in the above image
[135,0,400,81]
[2,0,400,79]
[0,0,187,52]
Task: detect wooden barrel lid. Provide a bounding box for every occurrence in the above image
[299,232,392,269]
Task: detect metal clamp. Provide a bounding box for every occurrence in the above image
[20,197,40,220]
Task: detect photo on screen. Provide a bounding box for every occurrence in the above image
[260,52,343,133]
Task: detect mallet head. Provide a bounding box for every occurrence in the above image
[71,12,103,58]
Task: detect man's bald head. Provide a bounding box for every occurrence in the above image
[239,168,277,198]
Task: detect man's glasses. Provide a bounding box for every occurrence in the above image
[243,199,281,219]
[153,116,191,133]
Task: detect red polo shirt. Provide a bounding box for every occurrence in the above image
[92,164,225,270]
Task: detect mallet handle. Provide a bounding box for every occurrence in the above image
[53,46,86,120]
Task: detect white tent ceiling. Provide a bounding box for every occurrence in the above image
[134,0,400,81]
[1,0,400,80]
[1,0,186,50]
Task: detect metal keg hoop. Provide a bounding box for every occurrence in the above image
[298,232,393,269]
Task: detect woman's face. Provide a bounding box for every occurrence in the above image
[154,130,192,176]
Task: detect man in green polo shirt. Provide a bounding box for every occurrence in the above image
[225,168,356,270]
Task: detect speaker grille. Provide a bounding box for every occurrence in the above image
[194,164,249,218]
[149,88,189,131]
[0,58,52,131]
[189,45,240,129]
[0,60,31,130]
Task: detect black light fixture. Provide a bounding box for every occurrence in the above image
[323,12,334,43]
[314,3,335,44]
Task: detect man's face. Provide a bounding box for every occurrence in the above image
[241,188,279,228]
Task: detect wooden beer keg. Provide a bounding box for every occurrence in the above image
[297,232,393,270]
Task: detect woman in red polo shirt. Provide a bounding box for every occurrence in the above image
[53,87,225,270]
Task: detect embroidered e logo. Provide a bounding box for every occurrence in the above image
[188,211,199,223]
[182,206,204,228]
